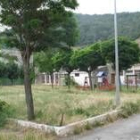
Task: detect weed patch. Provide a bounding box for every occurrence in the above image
[0,100,14,127]
[119,101,140,118]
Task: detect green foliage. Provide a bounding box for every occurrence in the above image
[71,43,105,72]
[0,0,79,51]
[53,49,74,73]
[0,100,14,127]
[64,76,78,86]
[101,37,140,71]
[76,12,140,46]
[34,49,55,74]
[61,15,79,47]
[0,62,23,85]
[53,49,75,89]
[119,101,140,118]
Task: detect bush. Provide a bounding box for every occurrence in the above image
[64,76,79,86]
[0,100,14,127]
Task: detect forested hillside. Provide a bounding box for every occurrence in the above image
[75,12,140,46]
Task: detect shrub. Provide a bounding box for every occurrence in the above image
[0,100,14,126]
[64,76,79,86]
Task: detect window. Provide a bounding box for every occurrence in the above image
[75,73,80,77]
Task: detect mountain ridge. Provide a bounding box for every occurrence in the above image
[75,12,140,46]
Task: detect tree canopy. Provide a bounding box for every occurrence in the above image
[53,49,74,72]
[101,37,140,72]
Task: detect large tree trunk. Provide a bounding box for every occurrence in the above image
[88,71,93,90]
[22,50,35,120]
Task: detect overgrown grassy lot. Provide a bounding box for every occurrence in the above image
[0,85,140,126]
[1,85,140,139]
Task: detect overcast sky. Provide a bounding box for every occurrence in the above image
[75,0,140,15]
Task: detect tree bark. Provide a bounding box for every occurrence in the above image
[50,73,54,89]
[88,71,93,90]
[67,72,71,90]
[22,50,35,120]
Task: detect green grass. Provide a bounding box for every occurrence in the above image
[1,85,140,126]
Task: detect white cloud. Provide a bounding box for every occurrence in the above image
[75,0,140,15]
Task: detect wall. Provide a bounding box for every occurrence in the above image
[70,71,90,86]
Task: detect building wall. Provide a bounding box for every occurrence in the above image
[70,71,90,86]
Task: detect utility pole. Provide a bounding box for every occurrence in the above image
[114,0,120,106]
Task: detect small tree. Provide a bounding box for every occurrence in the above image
[34,49,55,88]
[71,43,105,90]
[53,49,74,89]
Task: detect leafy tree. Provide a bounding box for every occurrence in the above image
[34,15,79,89]
[34,49,55,88]
[101,37,140,72]
[53,49,74,89]
[0,0,78,120]
[71,43,105,89]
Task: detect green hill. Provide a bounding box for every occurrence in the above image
[75,12,140,46]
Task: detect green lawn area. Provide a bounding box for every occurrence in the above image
[0,85,140,126]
